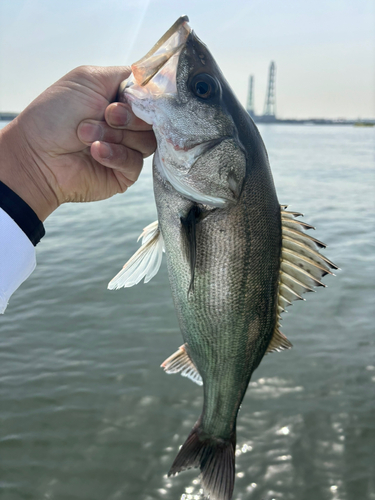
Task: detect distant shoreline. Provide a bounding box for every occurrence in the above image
[0,113,18,121]
[1,112,374,127]
[250,114,375,126]
[254,119,374,126]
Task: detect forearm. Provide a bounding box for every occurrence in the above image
[0,121,49,313]
[0,118,58,221]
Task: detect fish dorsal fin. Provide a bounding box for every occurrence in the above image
[270,206,338,354]
[180,205,202,294]
[266,329,293,353]
[161,344,203,386]
[108,220,164,289]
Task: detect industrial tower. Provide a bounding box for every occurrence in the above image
[263,61,276,117]
[246,75,255,118]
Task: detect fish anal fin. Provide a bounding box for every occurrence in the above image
[161,344,203,386]
[266,329,293,354]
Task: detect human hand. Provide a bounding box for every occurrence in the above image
[0,66,156,221]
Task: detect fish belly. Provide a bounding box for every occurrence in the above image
[153,161,281,439]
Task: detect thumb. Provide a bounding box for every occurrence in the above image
[63,65,132,103]
[97,66,132,102]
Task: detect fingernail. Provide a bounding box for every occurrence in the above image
[97,141,111,159]
[78,122,102,143]
[108,103,131,127]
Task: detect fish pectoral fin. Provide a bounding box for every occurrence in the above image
[108,220,164,290]
[161,344,203,386]
[266,329,293,354]
[180,205,203,294]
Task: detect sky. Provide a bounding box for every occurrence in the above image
[0,0,374,119]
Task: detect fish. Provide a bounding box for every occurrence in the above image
[108,16,337,500]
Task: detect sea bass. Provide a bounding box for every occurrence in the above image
[108,16,337,500]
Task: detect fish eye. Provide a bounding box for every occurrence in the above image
[191,74,218,99]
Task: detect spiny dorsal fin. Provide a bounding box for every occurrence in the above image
[161,344,203,386]
[266,330,293,354]
[271,206,338,354]
[108,220,164,289]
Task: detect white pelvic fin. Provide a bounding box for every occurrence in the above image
[108,221,164,290]
[137,220,160,244]
[161,344,203,386]
[269,206,338,354]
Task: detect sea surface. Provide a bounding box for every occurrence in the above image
[0,122,374,500]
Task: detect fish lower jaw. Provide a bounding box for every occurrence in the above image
[123,94,156,125]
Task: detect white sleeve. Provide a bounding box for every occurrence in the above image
[0,207,36,313]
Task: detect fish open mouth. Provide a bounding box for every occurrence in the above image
[120,16,191,98]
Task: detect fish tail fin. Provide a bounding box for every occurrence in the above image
[169,418,236,500]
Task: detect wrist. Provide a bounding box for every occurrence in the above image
[0,117,59,221]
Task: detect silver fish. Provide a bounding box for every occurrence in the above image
[109,16,337,500]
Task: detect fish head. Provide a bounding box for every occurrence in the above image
[119,16,191,112]
[121,16,247,207]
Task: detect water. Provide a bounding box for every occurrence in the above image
[0,123,374,500]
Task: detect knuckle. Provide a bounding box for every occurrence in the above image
[71,65,92,78]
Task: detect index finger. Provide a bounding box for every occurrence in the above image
[105,102,153,131]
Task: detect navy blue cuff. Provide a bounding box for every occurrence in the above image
[0,181,45,246]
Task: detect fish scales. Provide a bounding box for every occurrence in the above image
[108,15,336,500]
[154,139,281,441]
